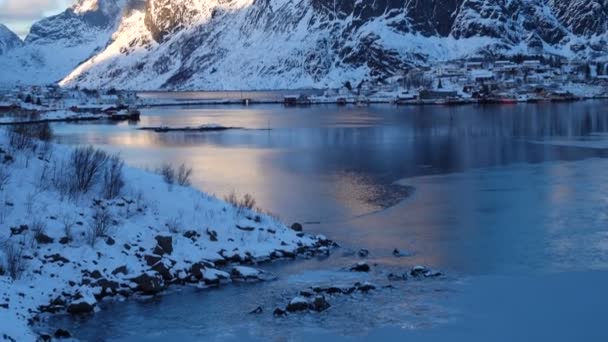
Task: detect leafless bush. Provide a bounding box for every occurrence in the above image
[61,213,76,241]
[224,191,257,215]
[159,163,175,187]
[49,160,71,198]
[24,192,39,215]
[0,240,25,279]
[103,154,124,199]
[176,164,192,186]
[88,206,114,246]
[7,122,53,150]
[165,217,182,234]
[8,126,34,150]
[0,164,9,190]
[0,199,11,224]
[69,146,109,194]
[31,218,47,243]
[38,141,53,161]
[158,163,193,188]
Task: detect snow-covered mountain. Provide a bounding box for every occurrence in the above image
[0,0,128,86]
[3,0,608,90]
[0,24,23,56]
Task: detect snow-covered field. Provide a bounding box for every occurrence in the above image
[0,127,331,341]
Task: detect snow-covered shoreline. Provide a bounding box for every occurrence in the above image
[0,127,333,341]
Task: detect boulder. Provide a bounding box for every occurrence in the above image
[350,261,370,272]
[310,296,330,312]
[392,248,412,257]
[190,263,205,280]
[131,274,165,295]
[54,329,71,339]
[410,265,430,278]
[154,235,173,255]
[35,233,54,244]
[183,230,199,240]
[357,249,369,258]
[273,308,287,316]
[151,262,173,281]
[144,254,162,266]
[387,273,407,281]
[206,229,218,241]
[105,237,115,246]
[286,296,309,312]
[67,301,94,315]
[249,306,263,314]
[10,225,28,236]
[44,254,69,263]
[95,279,119,295]
[111,265,128,276]
[356,282,376,293]
[89,270,102,279]
[290,223,303,232]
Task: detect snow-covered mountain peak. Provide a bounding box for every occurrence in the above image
[4,0,608,89]
[0,24,23,55]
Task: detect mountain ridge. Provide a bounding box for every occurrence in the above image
[2,0,608,89]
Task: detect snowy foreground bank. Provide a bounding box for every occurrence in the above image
[0,127,332,341]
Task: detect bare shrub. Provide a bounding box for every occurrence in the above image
[88,206,114,246]
[7,122,53,150]
[0,198,12,224]
[165,217,182,233]
[30,218,47,243]
[38,141,53,160]
[224,191,257,216]
[241,194,256,211]
[69,146,109,194]
[176,164,192,186]
[61,213,76,241]
[159,163,175,188]
[224,191,238,207]
[103,154,124,199]
[50,160,71,198]
[25,192,38,215]
[0,241,25,279]
[8,126,34,150]
[158,163,193,188]
[0,164,9,190]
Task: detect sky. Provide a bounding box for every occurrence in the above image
[0,0,72,38]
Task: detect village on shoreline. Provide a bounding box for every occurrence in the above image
[1,56,608,125]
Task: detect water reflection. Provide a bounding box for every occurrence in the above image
[50,101,608,269]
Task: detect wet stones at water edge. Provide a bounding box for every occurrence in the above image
[153,235,173,255]
[30,232,336,325]
[358,249,369,258]
[285,295,331,313]
[230,266,276,282]
[350,261,371,272]
[392,248,412,257]
[274,282,378,316]
[387,265,443,281]
[249,306,263,314]
[409,265,442,278]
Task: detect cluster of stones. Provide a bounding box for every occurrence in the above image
[31,222,336,339]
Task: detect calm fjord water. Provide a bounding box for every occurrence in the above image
[47,100,608,340]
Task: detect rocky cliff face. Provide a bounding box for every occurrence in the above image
[2,0,608,89]
[0,24,22,55]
